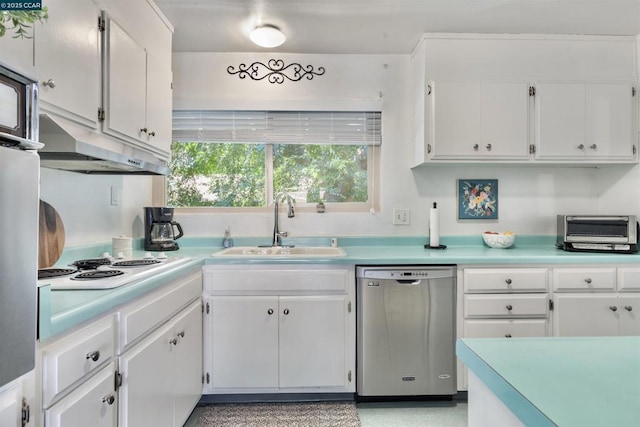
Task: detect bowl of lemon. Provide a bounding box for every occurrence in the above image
[482,231,516,249]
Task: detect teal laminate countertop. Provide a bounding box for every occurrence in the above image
[40,235,638,341]
[457,337,640,427]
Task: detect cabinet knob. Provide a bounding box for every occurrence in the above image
[177,331,185,338]
[577,144,585,150]
[505,334,512,338]
[169,338,178,345]
[140,127,148,134]
[149,131,156,137]
[486,143,492,151]
[506,305,513,311]
[505,278,512,285]
[267,309,274,315]
[473,144,479,151]
[609,306,618,312]
[584,278,592,284]
[427,144,432,154]
[85,350,100,362]
[42,79,56,88]
[102,395,115,405]
[590,144,597,150]
[283,308,290,315]
[624,306,633,312]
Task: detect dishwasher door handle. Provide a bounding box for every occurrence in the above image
[396,279,423,285]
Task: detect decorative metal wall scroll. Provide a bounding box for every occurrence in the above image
[227,59,325,84]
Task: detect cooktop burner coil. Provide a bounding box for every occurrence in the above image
[71,270,125,280]
[112,259,161,267]
[72,258,112,270]
[38,268,76,280]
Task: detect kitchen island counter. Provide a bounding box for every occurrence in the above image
[457,336,640,426]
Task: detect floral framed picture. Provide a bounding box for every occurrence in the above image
[457,179,498,220]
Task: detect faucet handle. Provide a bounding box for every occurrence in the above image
[278,231,288,238]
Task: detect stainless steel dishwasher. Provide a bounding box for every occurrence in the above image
[356,265,457,397]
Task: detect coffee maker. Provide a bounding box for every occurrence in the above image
[144,207,184,251]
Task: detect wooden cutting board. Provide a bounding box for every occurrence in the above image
[38,199,66,269]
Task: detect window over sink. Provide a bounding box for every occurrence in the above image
[168,110,381,212]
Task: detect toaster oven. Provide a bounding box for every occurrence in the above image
[557,215,638,253]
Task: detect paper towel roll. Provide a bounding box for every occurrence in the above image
[429,204,439,247]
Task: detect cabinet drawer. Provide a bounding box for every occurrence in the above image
[618,267,640,292]
[464,294,548,318]
[464,268,547,292]
[552,268,616,291]
[120,271,201,352]
[464,319,548,338]
[42,315,115,408]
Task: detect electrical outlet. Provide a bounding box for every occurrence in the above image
[393,209,410,225]
[110,186,120,206]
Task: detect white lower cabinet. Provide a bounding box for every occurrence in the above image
[44,363,116,427]
[553,293,640,336]
[551,267,640,337]
[118,300,202,427]
[0,371,34,427]
[203,265,355,394]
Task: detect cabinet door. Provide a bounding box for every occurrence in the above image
[553,294,619,336]
[0,34,34,77]
[536,81,636,161]
[535,82,587,159]
[36,0,100,127]
[279,296,347,388]
[618,295,640,336]
[586,82,636,160]
[172,301,203,427]
[209,296,279,389]
[118,321,174,427]
[45,363,117,427]
[104,18,146,142]
[145,52,172,157]
[0,381,22,427]
[429,81,530,159]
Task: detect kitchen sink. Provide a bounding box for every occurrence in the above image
[213,246,346,257]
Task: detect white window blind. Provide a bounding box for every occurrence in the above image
[172,110,382,146]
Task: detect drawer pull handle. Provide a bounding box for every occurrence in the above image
[283,309,290,315]
[624,306,633,312]
[609,306,618,312]
[505,278,512,285]
[102,395,115,405]
[505,334,512,338]
[177,331,185,338]
[506,305,513,311]
[169,338,178,345]
[86,351,100,362]
[584,278,592,284]
[267,309,274,315]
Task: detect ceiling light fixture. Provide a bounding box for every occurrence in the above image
[250,24,286,48]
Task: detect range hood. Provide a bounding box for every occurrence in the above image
[38,114,169,175]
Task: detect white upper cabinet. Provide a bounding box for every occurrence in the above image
[412,34,638,166]
[427,80,530,160]
[102,8,173,159]
[535,81,636,161]
[35,0,101,128]
[0,35,34,77]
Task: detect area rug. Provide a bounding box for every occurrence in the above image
[196,401,361,427]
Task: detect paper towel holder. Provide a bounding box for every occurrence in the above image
[424,244,447,249]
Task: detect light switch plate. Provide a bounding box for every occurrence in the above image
[110,186,120,206]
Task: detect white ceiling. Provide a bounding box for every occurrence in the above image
[154,0,640,54]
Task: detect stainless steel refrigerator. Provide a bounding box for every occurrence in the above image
[0,144,39,388]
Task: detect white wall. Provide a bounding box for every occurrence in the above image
[172,51,639,239]
[39,168,153,246]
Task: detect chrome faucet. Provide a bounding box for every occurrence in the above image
[272,192,295,247]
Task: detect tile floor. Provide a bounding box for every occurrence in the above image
[184,400,468,426]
